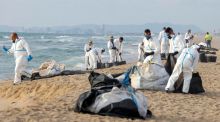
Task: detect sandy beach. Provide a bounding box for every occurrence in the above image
[0,36,220,122]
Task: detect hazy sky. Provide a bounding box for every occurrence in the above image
[0,0,219,31]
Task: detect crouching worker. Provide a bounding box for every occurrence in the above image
[165,45,200,93]
[2,32,33,85]
[88,48,105,70]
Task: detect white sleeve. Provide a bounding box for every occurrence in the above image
[8,44,15,54]
[22,40,32,55]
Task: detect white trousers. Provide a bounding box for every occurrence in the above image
[116,51,122,62]
[165,61,193,93]
[109,50,116,63]
[88,53,98,69]
[85,52,90,69]
[14,55,28,83]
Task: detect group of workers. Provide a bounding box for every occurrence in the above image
[1,29,213,93]
[84,36,124,70]
[137,27,202,93]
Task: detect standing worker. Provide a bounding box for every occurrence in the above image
[184,29,194,48]
[88,48,105,70]
[143,29,161,64]
[138,41,144,62]
[84,40,93,70]
[107,36,117,63]
[158,27,168,59]
[114,37,124,62]
[2,33,33,85]
[165,45,200,93]
[205,32,212,48]
[166,27,185,58]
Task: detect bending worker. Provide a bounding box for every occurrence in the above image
[165,45,200,93]
[88,48,105,70]
[166,27,185,58]
[107,36,117,63]
[84,40,93,70]
[158,27,168,59]
[114,37,124,62]
[138,41,144,62]
[2,32,33,85]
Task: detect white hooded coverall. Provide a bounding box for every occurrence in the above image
[143,37,161,64]
[114,39,123,62]
[107,40,116,63]
[165,45,199,93]
[88,48,103,70]
[185,32,193,48]
[84,44,93,69]
[138,43,144,61]
[158,30,168,54]
[8,39,32,83]
[169,35,186,58]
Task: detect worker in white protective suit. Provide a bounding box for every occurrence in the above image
[165,45,200,93]
[88,48,105,70]
[158,27,168,59]
[138,41,145,62]
[114,37,124,62]
[2,33,33,85]
[165,27,185,58]
[135,29,169,91]
[184,29,194,48]
[143,29,162,64]
[107,36,117,63]
[84,40,93,70]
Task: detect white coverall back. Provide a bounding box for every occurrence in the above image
[8,39,32,83]
[84,43,93,69]
[88,48,103,70]
[165,47,199,93]
[114,39,123,62]
[158,30,168,54]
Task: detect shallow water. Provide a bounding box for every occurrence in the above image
[0,32,153,81]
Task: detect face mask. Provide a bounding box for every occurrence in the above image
[145,35,151,40]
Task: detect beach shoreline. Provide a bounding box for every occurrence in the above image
[0,36,220,121]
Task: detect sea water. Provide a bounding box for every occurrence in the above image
[0,32,155,81]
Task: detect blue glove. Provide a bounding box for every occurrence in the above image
[27,55,33,62]
[2,46,8,52]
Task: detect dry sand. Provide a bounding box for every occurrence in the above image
[0,36,220,122]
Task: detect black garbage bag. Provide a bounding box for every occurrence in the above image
[164,54,177,75]
[88,71,121,88]
[74,71,152,119]
[174,72,205,94]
